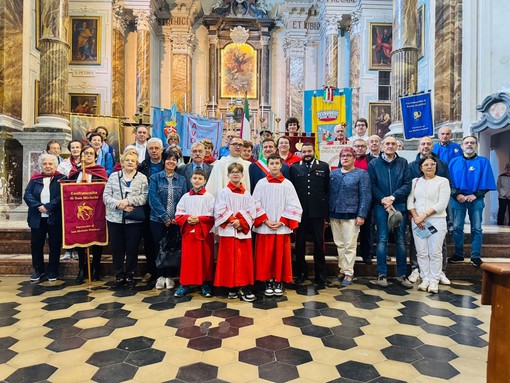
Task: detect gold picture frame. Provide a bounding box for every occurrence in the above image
[369,102,392,138]
[417,5,425,59]
[69,16,101,65]
[220,43,258,99]
[70,93,100,115]
[369,23,392,70]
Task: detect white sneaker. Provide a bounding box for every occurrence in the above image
[155,277,165,290]
[165,278,175,289]
[439,273,451,285]
[418,280,430,291]
[428,282,439,294]
[408,268,420,283]
[61,251,71,260]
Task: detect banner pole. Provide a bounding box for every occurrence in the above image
[86,247,92,285]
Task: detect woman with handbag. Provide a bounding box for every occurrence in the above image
[103,151,148,287]
[148,149,187,290]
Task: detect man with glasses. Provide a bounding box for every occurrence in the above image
[206,137,252,197]
[447,136,496,267]
[219,131,236,159]
[408,137,452,285]
[349,118,369,142]
[432,126,462,164]
[249,138,290,193]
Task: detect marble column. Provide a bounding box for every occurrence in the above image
[389,0,419,135]
[112,2,127,117]
[324,15,340,88]
[35,0,70,131]
[208,34,218,114]
[434,0,462,132]
[284,37,306,120]
[260,35,270,109]
[349,10,361,122]
[133,9,152,117]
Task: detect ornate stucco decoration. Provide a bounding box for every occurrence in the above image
[471,92,510,132]
[230,26,250,44]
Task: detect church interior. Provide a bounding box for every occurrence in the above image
[0,0,510,381]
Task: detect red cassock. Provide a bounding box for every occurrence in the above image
[175,189,215,286]
[213,182,256,288]
[252,175,302,283]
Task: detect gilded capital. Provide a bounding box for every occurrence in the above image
[133,9,154,31]
[171,33,197,56]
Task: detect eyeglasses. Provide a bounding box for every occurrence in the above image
[229,171,242,174]
[82,152,95,156]
[354,145,366,148]
[230,143,243,147]
[422,163,436,167]
[340,154,354,158]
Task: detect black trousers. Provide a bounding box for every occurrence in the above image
[141,220,156,275]
[77,245,103,273]
[295,216,326,279]
[357,207,373,261]
[498,198,510,225]
[108,221,143,279]
[31,218,62,275]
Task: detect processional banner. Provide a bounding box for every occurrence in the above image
[152,105,183,147]
[181,114,223,158]
[303,88,352,144]
[61,182,108,248]
[400,92,434,139]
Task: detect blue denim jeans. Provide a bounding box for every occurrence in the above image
[450,197,484,259]
[374,205,408,277]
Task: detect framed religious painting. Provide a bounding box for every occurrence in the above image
[69,16,101,65]
[369,102,391,138]
[70,93,100,115]
[220,43,258,99]
[369,23,392,70]
[417,5,425,59]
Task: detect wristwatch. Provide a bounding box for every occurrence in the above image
[389,196,395,201]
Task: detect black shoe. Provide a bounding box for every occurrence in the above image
[114,277,125,288]
[315,275,331,290]
[239,288,256,302]
[75,269,85,284]
[294,274,308,285]
[363,258,373,265]
[30,271,45,283]
[470,258,483,267]
[448,256,465,264]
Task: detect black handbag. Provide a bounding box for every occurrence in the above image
[156,224,182,269]
[118,172,146,222]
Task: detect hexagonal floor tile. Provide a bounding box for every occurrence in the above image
[176,362,218,383]
[259,361,299,383]
[256,335,290,350]
[336,360,380,382]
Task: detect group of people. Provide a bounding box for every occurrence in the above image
[25,119,499,298]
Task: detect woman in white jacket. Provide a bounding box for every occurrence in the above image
[103,151,148,287]
[407,155,451,294]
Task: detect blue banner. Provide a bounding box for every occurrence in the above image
[181,114,223,158]
[400,93,434,139]
[152,105,183,146]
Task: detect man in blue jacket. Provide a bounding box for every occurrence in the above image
[368,136,412,288]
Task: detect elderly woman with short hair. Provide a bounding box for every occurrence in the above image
[103,151,148,287]
[23,154,66,282]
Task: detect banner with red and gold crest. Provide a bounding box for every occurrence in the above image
[61,182,108,248]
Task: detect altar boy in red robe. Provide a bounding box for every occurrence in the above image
[214,162,257,302]
[174,169,215,298]
[253,153,302,297]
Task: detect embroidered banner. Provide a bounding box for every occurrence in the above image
[181,114,223,158]
[400,93,434,139]
[152,105,183,147]
[61,182,108,248]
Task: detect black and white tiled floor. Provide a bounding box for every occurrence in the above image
[0,276,489,382]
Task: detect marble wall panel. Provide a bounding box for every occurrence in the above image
[391,48,418,122]
[39,40,69,117]
[172,55,191,113]
[41,0,68,41]
[112,29,125,117]
[349,33,360,122]
[0,0,23,119]
[324,34,338,87]
[288,57,304,119]
[136,30,151,115]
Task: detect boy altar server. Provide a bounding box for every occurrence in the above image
[253,154,302,297]
[214,162,257,302]
[174,169,215,298]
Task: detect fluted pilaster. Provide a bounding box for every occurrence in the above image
[284,37,306,119]
[208,34,218,110]
[349,10,361,122]
[260,36,270,107]
[134,9,153,116]
[324,15,340,88]
[112,2,127,117]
